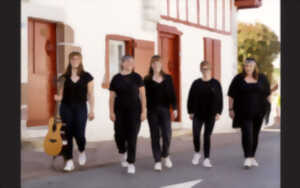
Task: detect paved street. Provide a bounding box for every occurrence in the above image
[22,126,280,188]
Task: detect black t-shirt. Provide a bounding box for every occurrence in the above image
[237,80,265,119]
[228,73,271,120]
[187,78,223,118]
[109,72,144,110]
[61,71,94,105]
[144,74,177,111]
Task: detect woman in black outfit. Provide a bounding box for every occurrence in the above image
[54,51,95,172]
[144,55,178,171]
[228,57,271,169]
[187,61,223,168]
[109,55,147,174]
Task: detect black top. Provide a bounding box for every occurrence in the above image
[61,71,94,105]
[187,78,223,118]
[144,74,177,111]
[228,73,271,127]
[109,72,144,110]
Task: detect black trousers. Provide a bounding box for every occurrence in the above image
[192,115,216,158]
[60,103,88,160]
[114,107,141,164]
[147,106,172,162]
[240,116,264,158]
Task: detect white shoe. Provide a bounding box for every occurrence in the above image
[202,158,212,168]
[163,157,173,168]
[78,151,87,166]
[120,152,128,167]
[243,158,252,169]
[251,158,259,167]
[192,153,201,165]
[154,162,162,171]
[64,159,75,172]
[127,164,136,174]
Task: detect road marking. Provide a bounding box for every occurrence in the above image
[161,179,202,188]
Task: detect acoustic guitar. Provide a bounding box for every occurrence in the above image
[43,76,67,157]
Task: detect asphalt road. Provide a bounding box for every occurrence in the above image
[22,130,280,188]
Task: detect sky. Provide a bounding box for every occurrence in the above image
[237,0,281,68]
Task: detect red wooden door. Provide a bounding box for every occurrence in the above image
[27,19,57,126]
[134,40,155,77]
[159,32,181,122]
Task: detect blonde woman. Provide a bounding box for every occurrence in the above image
[109,55,147,174]
[228,57,271,169]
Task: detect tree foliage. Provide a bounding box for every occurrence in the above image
[238,22,280,82]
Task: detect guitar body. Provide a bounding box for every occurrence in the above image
[44,117,64,156]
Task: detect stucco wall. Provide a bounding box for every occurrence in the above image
[21,0,238,141]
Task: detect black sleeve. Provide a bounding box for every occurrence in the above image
[261,74,271,97]
[136,73,144,87]
[109,76,116,91]
[187,80,197,114]
[215,80,223,114]
[228,74,240,98]
[168,76,177,110]
[85,72,94,83]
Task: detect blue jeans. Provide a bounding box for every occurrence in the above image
[60,103,88,160]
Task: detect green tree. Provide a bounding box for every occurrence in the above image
[238,22,280,82]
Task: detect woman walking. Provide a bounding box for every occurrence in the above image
[144,55,178,171]
[54,51,95,172]
[228,57,271,169]
[109,55,147,174]
[187,61,223,168]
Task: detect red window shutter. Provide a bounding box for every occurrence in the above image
[133,40,155,77]
[204,38,221,81]
[213,40,221,81]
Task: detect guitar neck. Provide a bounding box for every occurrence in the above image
[55,75,65,120]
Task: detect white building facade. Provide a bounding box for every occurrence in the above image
[21,0,262,141]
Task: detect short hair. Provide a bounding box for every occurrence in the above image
[121,55,133,63]
[200,60,211,69]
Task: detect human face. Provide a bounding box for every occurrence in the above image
[122,58,135,72]
[151,61,162,73]
[201,65,211,77]
[70,55,82,69]
[244,61,256,76]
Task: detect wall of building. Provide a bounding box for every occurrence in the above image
[21,0,239,141]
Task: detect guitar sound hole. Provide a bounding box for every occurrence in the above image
[49,139,57,143]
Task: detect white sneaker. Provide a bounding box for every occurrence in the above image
[251,158,259,167]
[78,151,87,166]
[154,162,162,171]
[64,159,75,172]
[120,152,128,167]
[202,158,212,168]
[243,158,252,169]
[163,157,173,168]
[192,153,201,165]
[127,164,136,174]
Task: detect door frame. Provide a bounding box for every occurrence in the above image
[27,17,58,126]
[157,24,183,122]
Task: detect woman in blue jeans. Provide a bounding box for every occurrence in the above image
[54,51,95,172]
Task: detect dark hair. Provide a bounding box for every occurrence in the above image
[242,57,259,80]
[120,55,134,71]
[145,55,166,80]
[63,51,85,77]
